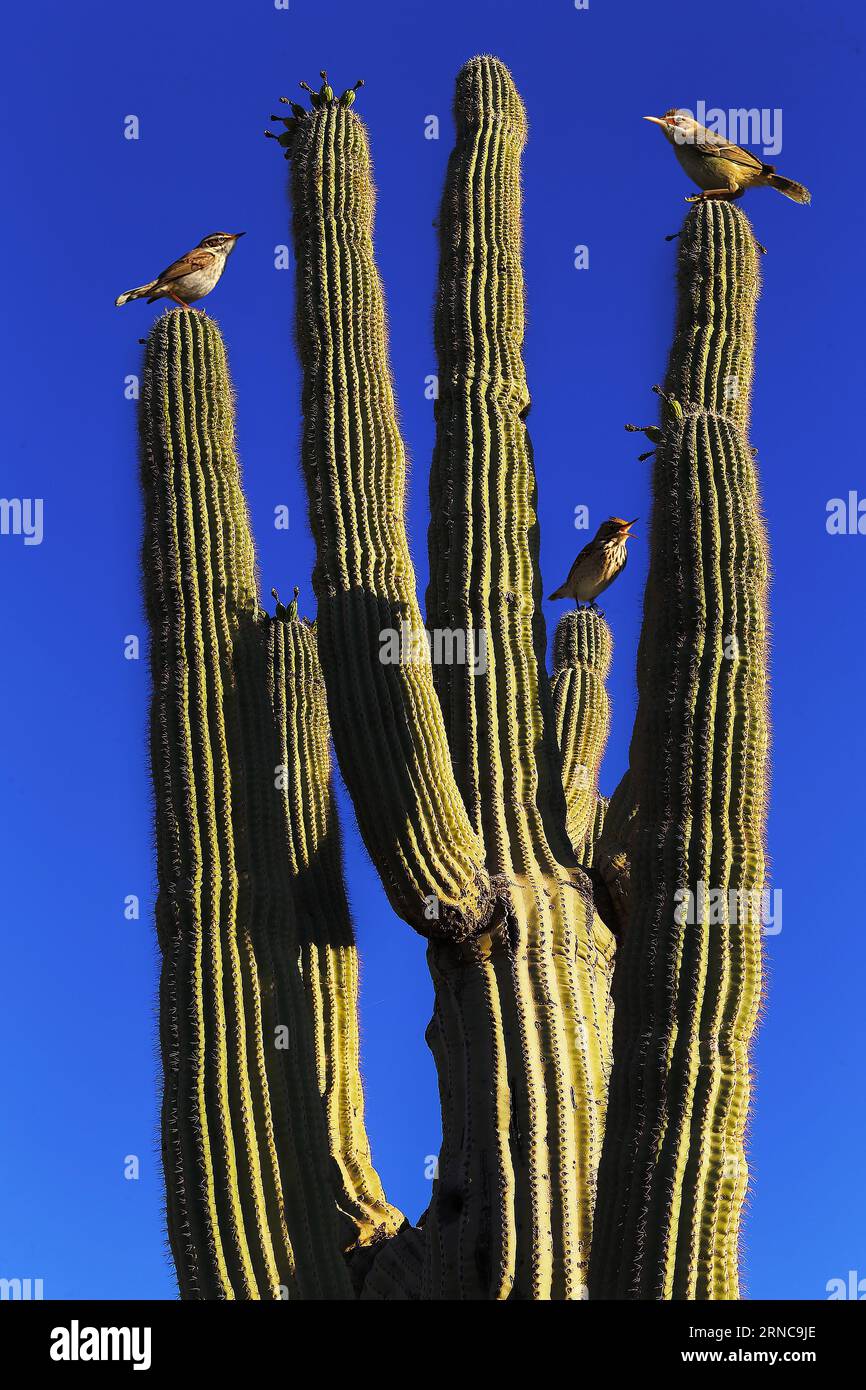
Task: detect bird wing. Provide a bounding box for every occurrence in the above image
[565,538,596,584]
[691,125,764,171]
[155,249,216,285]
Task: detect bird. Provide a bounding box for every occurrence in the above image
[114,232,245,309]
[643,110,811,204]
[548,518,637,608]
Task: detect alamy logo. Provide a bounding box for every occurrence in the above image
[49,1320,152,1371]
[674,881,782,935]
[826,492,866,535]
[674,102,783,159]
[379,622,488,676]
[0,497,43,545]
[0,1276,43,1299]
[826,1270,866,1300]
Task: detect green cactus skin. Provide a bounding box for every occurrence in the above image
[550,610,613,854]
[141,310,396,1298]
[588,201,769,1300]
[285,57,616,1299]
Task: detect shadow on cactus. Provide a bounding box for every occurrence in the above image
[138,56,769,1300]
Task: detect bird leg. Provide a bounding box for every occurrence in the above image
[685,189,737,202]
[168,293,191,311]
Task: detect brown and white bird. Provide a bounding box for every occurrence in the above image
[548,517,637,608]
[644,110,811,204]
[115,232,245,309]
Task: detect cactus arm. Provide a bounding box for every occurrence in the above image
[142,310,268,1297]
[267,610,403,1245]
[287,100,491,941]
[142,310,367,1298]
[426,56,566,864]
[589,202,769,1300]
[550,610,613,855]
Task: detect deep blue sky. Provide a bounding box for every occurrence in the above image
[1,0,863,1300]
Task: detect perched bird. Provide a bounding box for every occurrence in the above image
[643,110,811,204]
[115,232,245,309]
[548,518,637,608]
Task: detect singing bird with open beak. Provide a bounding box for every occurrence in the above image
[643,110,811,204]
[115,232,245,309]
[548,517,637,608]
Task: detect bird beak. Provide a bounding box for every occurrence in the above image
[622,518,638,536]
[233,232,246,239]
[642,116,666,127]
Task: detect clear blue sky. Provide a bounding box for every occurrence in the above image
[1,0,863,1300]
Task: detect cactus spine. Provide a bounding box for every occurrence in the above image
[589,201,769,1299]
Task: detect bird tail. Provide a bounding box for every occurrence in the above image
[547,584,567,601]
[765,172,811,205]
[115,280,158,307]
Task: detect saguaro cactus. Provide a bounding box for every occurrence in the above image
[138,59,770,1301]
